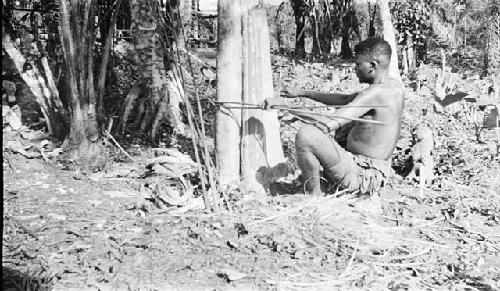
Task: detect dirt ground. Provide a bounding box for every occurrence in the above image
[3,46,500,290]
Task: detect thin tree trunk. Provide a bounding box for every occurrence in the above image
[377,0,401,83]
[407,43,416,72]
[402,47,408,75]
[369,4,377,37]
[97,0,124,123]
[291,0,306,57]
[60,0,87,145]
[484,0,500,77]
[340,22,352,59]
[216,0,243,186]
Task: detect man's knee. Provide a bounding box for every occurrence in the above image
[296,124,324,150]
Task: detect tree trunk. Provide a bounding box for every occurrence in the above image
[340,20,353,59]
[97,0,123,124]
[59,0,104,166]
[377,0,401,83]
[216,0,243,186]
[369,3,378,37]
[291,0,307,57]
[241,2,285,194]
[402,48,408,75]
[2,25,68,139]
[407,44,416,72]
[484,0,500,77]
[128,0,186,140]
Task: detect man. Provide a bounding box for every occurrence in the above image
[268,37,404,198]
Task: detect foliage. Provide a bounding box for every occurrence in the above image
[2,0,62,79]
[391,0,432,67]
[392,1,431,51]
[430,0,490,48]
[290,0,356,57]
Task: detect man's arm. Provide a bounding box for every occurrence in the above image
[282,89,357,105]
[325,87,381,131]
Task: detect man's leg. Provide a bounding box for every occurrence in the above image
[295,125,344,195]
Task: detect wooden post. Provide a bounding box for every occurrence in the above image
[216,0,243,186]
[377,0,402,83]
[216,0,286,193]
[241,3,285,194]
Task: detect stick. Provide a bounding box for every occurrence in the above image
[215,101,388,109]
[277,107,386,125]
[103,130,133,161]
[214,102,388,125]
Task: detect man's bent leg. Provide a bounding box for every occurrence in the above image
[295,125,345,195]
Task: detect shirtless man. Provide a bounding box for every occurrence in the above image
[269,37,404,196]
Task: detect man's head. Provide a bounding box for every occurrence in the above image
[354,37,392,83]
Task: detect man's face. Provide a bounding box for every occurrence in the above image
[354,54,374,83]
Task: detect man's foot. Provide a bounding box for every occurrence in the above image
[349,194,383,215]
[306,189,324,196]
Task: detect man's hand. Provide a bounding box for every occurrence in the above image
[280,88,302,98]
[262,98,285,110]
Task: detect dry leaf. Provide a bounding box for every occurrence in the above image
[218,268,248,282]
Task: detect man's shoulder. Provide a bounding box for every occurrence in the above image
[386,77,405,95]
[355,78,403,102]
[372,78,404,98]
[361,81,401,96]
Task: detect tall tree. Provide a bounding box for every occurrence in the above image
[58,0,103,162]
[216,0,242,186]
[121,0,186,141]
[377,0,401,82]
[484,0,500,77]
[96,0,123,124]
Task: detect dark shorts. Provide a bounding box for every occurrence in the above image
[325,136,391,195]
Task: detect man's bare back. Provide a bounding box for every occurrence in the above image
[345,77,404,160]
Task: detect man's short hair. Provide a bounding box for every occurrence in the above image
[354,37,392,67]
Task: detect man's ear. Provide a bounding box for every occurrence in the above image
[370,60,378,71]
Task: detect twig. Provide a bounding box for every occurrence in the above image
[370,261,426,267]
[339,238,359,279]
[103,130,133,161]
[368,247,431,261]
[104,130,134,161]
[220,188,233,213]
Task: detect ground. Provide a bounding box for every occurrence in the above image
[3,45,500,291]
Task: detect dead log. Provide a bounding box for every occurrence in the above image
[216,0,243,186]
[241,3,285,194]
